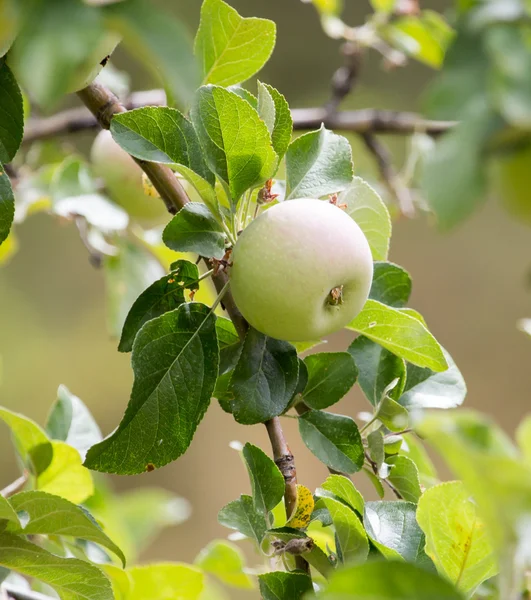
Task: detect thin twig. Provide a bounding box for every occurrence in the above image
[361,132,416,218]
[364,450,403,499]
[22,89,456,145]
[77,82,306,570]
[1,472,28,498]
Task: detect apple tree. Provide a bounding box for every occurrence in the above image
[1,0,531,599]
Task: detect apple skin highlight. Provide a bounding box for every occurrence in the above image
[230,198,374,342]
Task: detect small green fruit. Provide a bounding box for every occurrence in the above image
[230,198,373,342]
[90,129,169,226]
[493,144,531,226]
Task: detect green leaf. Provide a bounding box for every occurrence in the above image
[320,560,464,599]
[257,82,293,160]
[8,0,105,108]
[317,497,369,564]
[386,455,422,503]
[126,564,203,600]
[371,0,396,13]
[339,177,391,261]
[298,411,364,474]
[242,443,285,515]
[37,441,94,504]
[0,532,113,600]
[347,299,448,371]
[364,501,431,565]
[0,496,19,528]
[517,416,531,465]
[319,474,364,514]
[104,0,199,108]
[400,433,438,488]
[399,348,466,410]
[302,352,357,410]
[8,491,125,566]
[104,239,165,339]
[118,261,200,353]
[192,85,278,203]
[348,336,406,407]
[109,107,215,197]
[46,385,102,461]
[370,262,411,308]
[218,494,267,545]
[229,328,299,424]
[0,61,23,163]
[364,467,385,499]
[258,571,312,600]
[0,166,14,247]
[285,126,353,200]
[376,396,409,432]
[0,407,52,476]
[195,540,254,589]
[84,303,218,474]
[216,317,241,375]
[195,0,276,87]
[417,481,497,594]
[421,101,493,230]
[418,410,531,592]
[163,203,226,259]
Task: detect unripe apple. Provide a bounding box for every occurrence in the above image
[492,145,531,226]
[230,199,373,342]
[91,129,169,226]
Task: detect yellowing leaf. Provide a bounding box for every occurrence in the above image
[286,485,314,529]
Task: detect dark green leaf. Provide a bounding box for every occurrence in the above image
[386,455,422,502]
[258,571,312,600]
[340,177,391,261]
[242,443,285,515]
[195,0,276,87]
[8,491,125,566]
[195,540,254,589]
[347,299,448,372]
[298,411,364,474]
[45,385,102,461]
[109,106,216,210]
[104,239,165,339]
[318,474,364,514]
[317,497,369,564]
[163,203,226,259]
[191,85,277,203]
[229,328,298,424]
[364,501,432,566]
[0,407,52,476]
[0,496,19,528]
[118,261,200,353]
[216,317,241,375]
[218,495,267,545]
[0,166,14,246]
[285,126,353,200]
[301,352,357,410]
[320,560,464,599]
[257,82,292,160]
[348,336,406,407]
[421,101,494,230]
[370,262,412,308]
[0,532,113,600]
[367,430,384,469]
[84,303,218,474]
[0,61,23,163]
[104,0,199,108]
[399,348,467,410]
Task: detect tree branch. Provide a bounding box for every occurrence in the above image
[0,472,28,498]
[76,83,304,567]
[22,89,455,145]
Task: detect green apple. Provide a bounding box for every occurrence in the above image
[230,198,373,342]
[91,129,169,226]
[492,144,531,226]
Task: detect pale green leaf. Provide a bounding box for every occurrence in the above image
[195,540,254,589]
[126,563,203,600]
[386,455,422,503]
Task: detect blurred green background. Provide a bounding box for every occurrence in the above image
[1,0,530,587]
